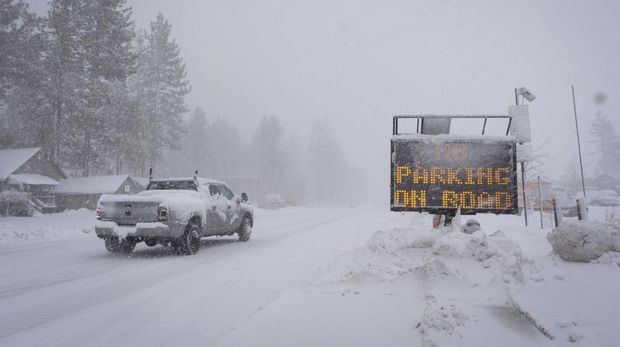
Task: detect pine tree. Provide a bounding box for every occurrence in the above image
[0,0,49,151]
[307,118,348,203]
[251,115,285,198]
[182,107,210,176]
[590,112,620,177]
[44,0,88,163]
[137,13,191,169]
[280,136,306,204]
[106,80,144,174]
[73,0,136,176]
[0,0,41,103]
[207,116,244,179]
[125,29,150,175]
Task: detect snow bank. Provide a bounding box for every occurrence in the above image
[546,220,620,262]
[326,222,525,285]
[419,294,468,345]
[0,210,94,242]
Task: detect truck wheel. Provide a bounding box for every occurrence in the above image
[119,239,136,254]
[105,237,120,253]
[179,223,201,255]
[144,238,158,247]
[238,216,252,242]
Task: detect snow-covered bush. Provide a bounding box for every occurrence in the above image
[547,220,620,262]
[0,191,33,217]
[604,206,620,225]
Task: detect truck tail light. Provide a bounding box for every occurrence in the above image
[158,206,168,222]
[96,208,102,220]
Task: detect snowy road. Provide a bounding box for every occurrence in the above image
[0,206,426,346]
[1,207,619,347]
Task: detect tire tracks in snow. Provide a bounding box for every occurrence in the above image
[0,209,334,301]
[0,207,370,343]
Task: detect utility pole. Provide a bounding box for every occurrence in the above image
[572,85,587,200]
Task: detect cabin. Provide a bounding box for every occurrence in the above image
[55,175,144,210]
[0,147,66,213]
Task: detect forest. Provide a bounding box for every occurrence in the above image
[0,0,357,204]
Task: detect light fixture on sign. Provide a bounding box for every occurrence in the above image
[518,87,536,102]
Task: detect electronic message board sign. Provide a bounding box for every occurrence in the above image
[391,135,518,215]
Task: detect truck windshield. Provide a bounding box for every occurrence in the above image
[147,180,197,191]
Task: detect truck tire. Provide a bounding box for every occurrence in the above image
[105,237,135,254]
[179,222,201,255]
[105,237,120,253]
[238,216,252,242]
[119,239,136,254]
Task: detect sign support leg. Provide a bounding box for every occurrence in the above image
[521,162,528,226]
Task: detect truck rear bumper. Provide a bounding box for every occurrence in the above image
[95,221,181,239]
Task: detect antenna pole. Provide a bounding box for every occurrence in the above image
[572,85,587,199]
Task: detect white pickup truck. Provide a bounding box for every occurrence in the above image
[95,177,254,255]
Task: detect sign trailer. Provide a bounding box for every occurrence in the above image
[391,115,518,216]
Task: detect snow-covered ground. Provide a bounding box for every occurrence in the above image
[0,206,619,346]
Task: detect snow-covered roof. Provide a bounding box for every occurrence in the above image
[56,175,132,194]
[0,147,42,181]
[132,177,149,188]
[8,174,59,186]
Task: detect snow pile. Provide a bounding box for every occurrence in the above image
[327,223,525,284]
[0,222,87,241]
[546,220,620,262]
[592,251,620,267]
[418,295,468,346]
[0,209,94,242]
[366,227,435,253]
[461,219,481,234]
[432,229,521,263]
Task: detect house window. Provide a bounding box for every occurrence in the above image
[124,183,130,193]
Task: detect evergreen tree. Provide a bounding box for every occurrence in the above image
[562,158,583,192]
[73,0,136,176]
[106,80,144,174]
[0,0,49,152]
[0,0,42,103]
[44,0,88,162]
[590,112,620,177]
[138,13,190,168]
[280,136,305,204]
[182,107,210,176]
[207,116,244,179]
[125,29,150,175]
[307,118,349,203]
[251,115,285,198]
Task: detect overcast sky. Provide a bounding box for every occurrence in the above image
[29,0,620,199]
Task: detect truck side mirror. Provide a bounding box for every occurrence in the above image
[241,192,248,202]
